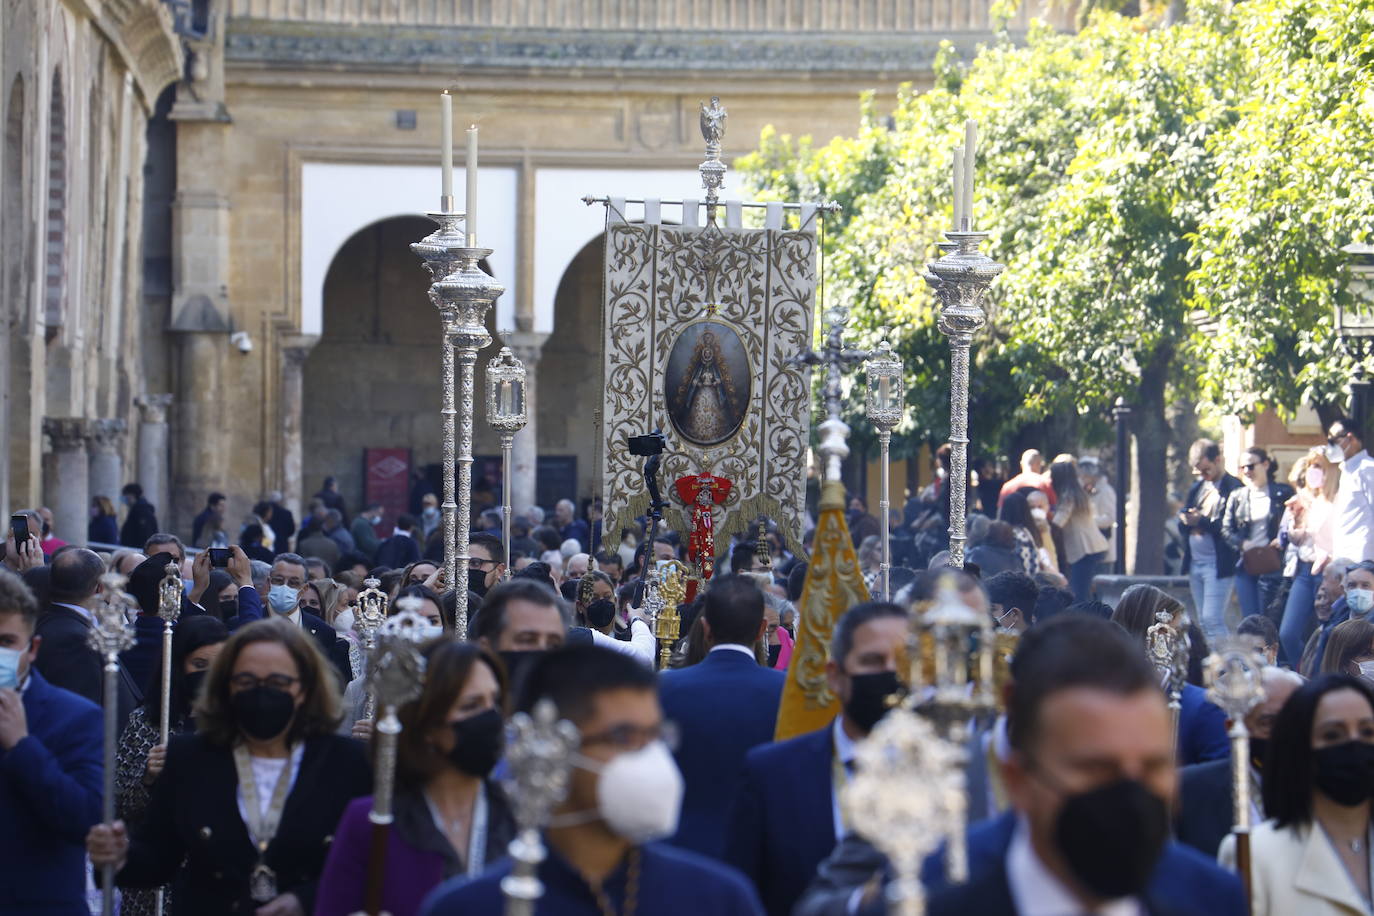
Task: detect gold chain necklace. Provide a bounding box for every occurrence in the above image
[589,846,641,916]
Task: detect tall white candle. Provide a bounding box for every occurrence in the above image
[953,148,965,231]
[963,120,977,229]
[466,125,479,246]
[440,92,453,203]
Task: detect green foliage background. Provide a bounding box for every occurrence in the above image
[738,0,1374,461]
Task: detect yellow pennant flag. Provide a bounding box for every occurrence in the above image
[774,479,872,741]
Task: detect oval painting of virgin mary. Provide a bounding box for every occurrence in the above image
[664,320,751,447]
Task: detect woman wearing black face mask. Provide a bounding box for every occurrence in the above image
[87,618,371,916]
[114,615,229,916]
[1222,674,1374,914]
[315,639,515,916]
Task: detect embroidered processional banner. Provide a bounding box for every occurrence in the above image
[598,199,819,554]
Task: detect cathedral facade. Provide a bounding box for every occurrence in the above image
[3,0,1070,540]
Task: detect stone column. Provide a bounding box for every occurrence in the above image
[135,394,173,527]
[88,419,128,509]
[43,418,91,547]
[507,331,548,515]
[279,336,319,522]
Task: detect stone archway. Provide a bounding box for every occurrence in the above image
[539,233,605,504]
[302,216,502,518]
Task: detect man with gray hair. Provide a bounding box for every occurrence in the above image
[323,508,356,553]
[1176,666,1303,859]
[555,498,590,551]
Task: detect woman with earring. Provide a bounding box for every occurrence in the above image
[1221,674,1374,914]
[315,639,515,916]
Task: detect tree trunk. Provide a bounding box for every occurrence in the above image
[1129,343,1173,575]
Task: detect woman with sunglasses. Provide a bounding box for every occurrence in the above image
[316,638,515,916]
[86,618,372,916]
[1223,447,1295,624]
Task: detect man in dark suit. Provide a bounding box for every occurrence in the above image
[659,574,784,860]
[34,547,141,730]
[266,491,297,553]
[1176,666,1301,859]
[246,552,352,683]
[374,514,422,570]
[0,569,104,915]
[119,482,160,550]
[796,615,1246,916]
[726,601,909,916]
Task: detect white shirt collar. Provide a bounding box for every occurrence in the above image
[1006,813,1145,916]
[285,608,302,628]
[52,602,93,624]
[392,528,412,539]
[831,715,858,767]
[708,643,757,661]
[1345,449,1370,468]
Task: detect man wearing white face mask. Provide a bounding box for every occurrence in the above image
[421,645,766,915]
[246,553,352,686]
[1327,416,1374,565]
[1311,559,1374,676]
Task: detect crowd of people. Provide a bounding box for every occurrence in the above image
[2,415,1374,915]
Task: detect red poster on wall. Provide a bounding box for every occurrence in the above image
[364,448,411,530]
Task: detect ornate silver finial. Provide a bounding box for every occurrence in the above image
[355,577,389,649]
[157,562,182,624]
[699,96,728,220]
[365,600,431,861]
[845,707,965,916]
[502,699,581,916]
[1205,637,1267,721]
[1146,608,1191,754]
[91,574,137,657]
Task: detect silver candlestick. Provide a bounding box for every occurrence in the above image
[1204,637,1267,902]
[363,600,431,916]
[90,574,136,916]
[354,577,388,722]
[865,335,904,600]
[502,699,580,916]
[411,211,468,623]
[926,233,1003,567]
[913,577,998,884]
[430,248,503,638]
[486,345,528,578]
[153,561,181,916]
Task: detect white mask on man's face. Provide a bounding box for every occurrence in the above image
[551,740,684,843]
[1326,443,1347,464]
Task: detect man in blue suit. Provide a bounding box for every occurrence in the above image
[796,615,1245,916]
[659,574,784,860]
[0,567,104,915]
[725,601,908,915]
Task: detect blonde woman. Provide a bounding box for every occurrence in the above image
[1280,447,1343,666]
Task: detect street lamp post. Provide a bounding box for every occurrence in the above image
[865,335,904,600]
[1340,242,1374,429]
[1113,398,1131,575]
[486,346,528,578]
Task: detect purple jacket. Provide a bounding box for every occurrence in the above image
[314,783,514,916]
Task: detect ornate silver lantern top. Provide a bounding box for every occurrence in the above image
[1204,637,1268,721]
[1340,242,1374,340]
[157,562,182,623]
[865,333,904,433]
[355,576,389,649]
[485,346,528,433]
[90,574,137,656]
[914,577,998,732]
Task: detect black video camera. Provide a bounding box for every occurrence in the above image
[627,430,667,457]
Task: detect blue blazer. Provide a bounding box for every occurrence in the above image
[658,648,785,860]
[725,723,836,916]
[1179,683,1229,766]
[920,811,1246,916]
[0,670,104,915]
[1176,758,1235,859]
